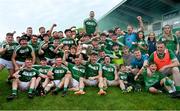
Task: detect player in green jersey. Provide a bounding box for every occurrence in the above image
[45,57,71,96]
[102,56,119,90]
[63,52,86,94]
[12,37,35,71]
[60,29,76,48]
[0,33,19,80]
[75,52,106,95]
[33,58,51,95]
[28,35,40,63]
[7,58,39,100]
[83,11,98,36]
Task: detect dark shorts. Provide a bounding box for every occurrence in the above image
[151,82,163,90]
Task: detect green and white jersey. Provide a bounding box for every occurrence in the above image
[28,40,40,56]
[84,18,97,35]
[60,37,76,47]
[14,45,34,62]
[102,64,116,80]
[97,57,104,64]
[0,41,19,61]
[50,65,68,80]
[85,62,102,78]
[142,69,164,90]
[119,72,128,81]
[137,39,148,54]
[33,65,51,75]
[105,38,124,51]
[19,68,39,82]
[158,34,178,52]
[118,35,125,45]
[68,63,85,81]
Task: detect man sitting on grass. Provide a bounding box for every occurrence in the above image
[75,52,106,95]
[33,58,51,96]
[102,56,119,90]
[44,57,71,97]
[7,58,39,101]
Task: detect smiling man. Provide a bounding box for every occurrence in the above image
[148,41,180,98]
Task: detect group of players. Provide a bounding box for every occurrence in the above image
[1,11,180,101]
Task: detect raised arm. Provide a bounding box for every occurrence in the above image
[47,24,57,36]
[137,16,144,31]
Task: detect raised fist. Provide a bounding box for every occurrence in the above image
[53,24,57,27]
[137,16,142,21]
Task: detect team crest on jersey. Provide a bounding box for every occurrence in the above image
[63,40,74,44]
[102,66,114,72]
[54,69,64,74]
[88,64,99,70]
[86,21,96,26]
[22,71,36,76]
[39,68,48,73]
[19,48,29,53]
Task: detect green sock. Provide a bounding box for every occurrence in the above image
[64,87,67,91]
[55,87,60,92]
[165,78,173,86]
[79,88,84,91]
[99,87,103,90]
[12,89,17,95]
[28,88,33,94]
[175,86,180,91]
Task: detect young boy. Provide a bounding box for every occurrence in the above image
[118,64,133,92]
[135,62,176,94]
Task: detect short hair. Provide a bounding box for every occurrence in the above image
[31,34,37,38]
[156,41,164,45]
[149,62,157,66]
[25,58,32,61]
[70,46,77,50]
[90,52,98,56]
[104,55,110,60]
[19,36,28,42]
[43,33,49,37]
[114,27,120,32]
[100,33,107,37]
[133,48,140,52]
[111,34,117,37]
[58,31,63,33]
[84,34,91,37]
[53,31,57,34]
[108,29,114,34]
[112,43,119,47]
[6,33,13,36]
[64,29,71,34]
[119,64,126,69]
[40,58,47,61]
[122,46,129,50]
[39,27,45,31]
[90,11,94,13]
[27,27,32,29]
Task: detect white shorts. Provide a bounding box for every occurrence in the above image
[69,78,79,88]
[19,81,30,91]
[0,58,13,69]
[53,80,61,87]
[84,79,98,86]
[16,61,25,66]
[107,80,119,86]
